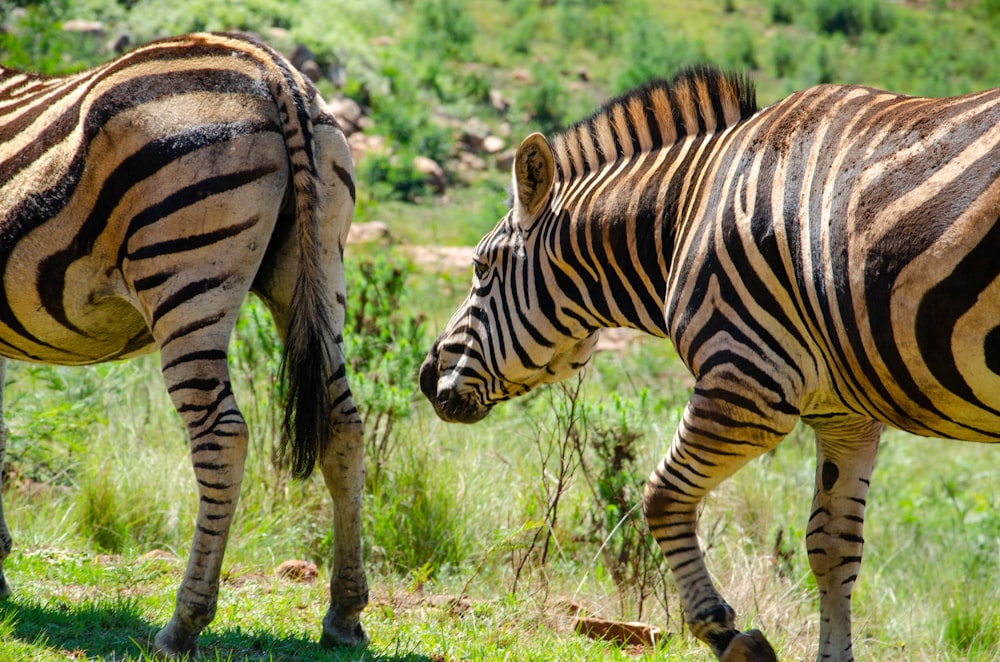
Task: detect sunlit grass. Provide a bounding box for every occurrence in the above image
[1,255,996,661]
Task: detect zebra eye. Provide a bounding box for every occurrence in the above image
[473,258,489,280]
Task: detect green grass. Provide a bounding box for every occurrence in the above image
[1,284,995,661]
[1,1,999,660]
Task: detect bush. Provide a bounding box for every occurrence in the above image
[0,0,108,74]
[407,0,476,61]
[770,33,798,78]
[580,391,668,620]
[722,20,758,70]
[125,0,291,41]
[364,444,473,577]
[767,0,802,25]
[811,0,895,38]
[613,7,704,93]
[343,253,428,489]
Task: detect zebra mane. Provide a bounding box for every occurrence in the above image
[549,66,758,179]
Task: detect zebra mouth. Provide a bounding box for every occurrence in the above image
[433,394,492,424]
[419,353,492,424]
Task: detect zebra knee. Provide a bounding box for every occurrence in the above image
[642,462,698,523]
[320,418,364,493]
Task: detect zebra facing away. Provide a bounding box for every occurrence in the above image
[420,67,1000,661]
[0,33,368,657]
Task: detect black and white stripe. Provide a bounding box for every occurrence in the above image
[0,32,369,657]
[420,67,1000,661]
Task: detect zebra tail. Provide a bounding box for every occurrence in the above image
[268,55,336,480]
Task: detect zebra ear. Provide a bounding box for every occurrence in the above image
[513,132,555,227]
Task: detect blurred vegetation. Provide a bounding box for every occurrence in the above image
[4,0,1000,209]
[0,1,998,660]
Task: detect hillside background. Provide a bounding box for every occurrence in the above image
[5,0,1000,245]
[0,2,998,661]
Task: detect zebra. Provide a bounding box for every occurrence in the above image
[419,66,1000,662]
[0,32,368,657]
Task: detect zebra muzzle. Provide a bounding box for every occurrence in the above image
[419,351,491,424]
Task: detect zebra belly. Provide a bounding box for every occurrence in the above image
[0,285,154,365]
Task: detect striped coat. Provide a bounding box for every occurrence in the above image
[0,32,367,657]
[420,68,1000,661]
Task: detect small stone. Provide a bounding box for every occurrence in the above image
[276,559,318,583]
[482,135,506,154]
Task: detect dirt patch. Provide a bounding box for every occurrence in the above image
[404,245,475,273]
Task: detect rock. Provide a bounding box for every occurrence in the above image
[276,559,318,583]
[404,245,474,272]
[489,89,509,114]
[107,32,130,54]
[412,155,447,193]
[482,135,506,154]
[327,61,347,87]
[348,221,391,245]
[140,549,178,563]
[348,132,387,163]
[288,44,321,82]
[494,148,517,172]
[458,151,487,172]
[268,27,291,42]
[299,59,322,82]
[288,44,315,70]
[328,96,365,134]
[62,19,104,36]
[461,117,491,151]
[574,616,662,647]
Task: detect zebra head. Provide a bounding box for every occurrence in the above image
[420,132,600,423]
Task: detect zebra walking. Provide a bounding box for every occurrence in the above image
[420,67,1000,661]
[0,32,367,657]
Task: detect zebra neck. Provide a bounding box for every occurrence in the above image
[551,165,674,338]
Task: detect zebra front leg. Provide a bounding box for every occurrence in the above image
[643,394,790,661]
[154,348,249,658]
[0,358,11,601]
[805,416,881,662]
[318,351,369,648]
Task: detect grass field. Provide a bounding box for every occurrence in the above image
[0,249,997,661]
[1,0,999,660]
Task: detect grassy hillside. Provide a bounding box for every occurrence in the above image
[0,1,998,661]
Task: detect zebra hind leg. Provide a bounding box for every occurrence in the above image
[317,348,368,648]
[153,324,249,658]
[0,358,11,601]
[805,415,881,662]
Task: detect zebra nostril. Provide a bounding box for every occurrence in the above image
[418,352,441,402]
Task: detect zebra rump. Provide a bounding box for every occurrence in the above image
[0,32,368,658]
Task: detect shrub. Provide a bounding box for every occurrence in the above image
[364,444,473,577]
[722,20,758,71]
[767,0,803,25]
[579,390,668,620]
[516,67,572,136]
[613,7,704,94]
[0,0,108,74]
[124,0,292,42]
[770,33,798,78]
[811,0,895,38]
[343,253,428,489]
[407,0,476,61]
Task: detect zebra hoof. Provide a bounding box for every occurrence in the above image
[320,611,369,649]
[0,571,11,600]
[719,629,777,662]
[153,624,202,660]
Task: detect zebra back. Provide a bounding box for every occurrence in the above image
[0,32,346,478]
